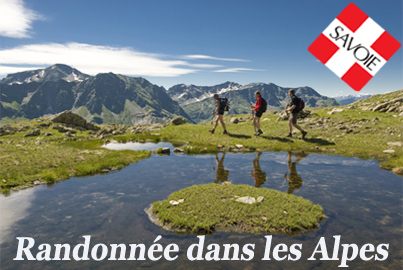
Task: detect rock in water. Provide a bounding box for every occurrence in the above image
[52,111,99,131]
[173,147,184,153]
[157,147,171,155]
[392,167,403,175]
[170,116,187,125]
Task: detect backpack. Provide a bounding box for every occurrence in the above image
[220,98,230,111]
[260,97,267,112]
[294,97,305,113]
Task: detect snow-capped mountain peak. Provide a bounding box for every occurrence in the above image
[3,64,89,85]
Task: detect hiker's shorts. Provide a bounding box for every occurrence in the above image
[217,109,225,115]
[255,110,264,118]
[289,112,298,125]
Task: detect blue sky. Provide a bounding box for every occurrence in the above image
[0,0,401,96]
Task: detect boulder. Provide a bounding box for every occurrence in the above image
[51,111,99,131]
[25,129,40,137]
[230,117,240,124]
[235,196,256,204]
[173,147,185,153]
[157,147,171,155]
[392,167,403,175]
[53,125,76,133]
[387,141,402,147]
[170,116,187,125]
[169,199,185,206]
[327,108,344,115]
[298,110,311,119]
[235,144,244,149]
[0,125,17,136]
[277,110,311,121]
[383,149,395,154]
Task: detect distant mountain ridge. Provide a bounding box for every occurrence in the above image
[334,94,372,105]
[0,64,190,124]
[1,64,339,124]
[168,82,338,122]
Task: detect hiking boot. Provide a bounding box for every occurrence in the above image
[286,133,292,138]
[301,131,307,140]
[223,130,228,135]
[258,129,263,135]
[209,129,215,134]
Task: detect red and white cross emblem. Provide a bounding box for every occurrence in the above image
[308,3,401,91]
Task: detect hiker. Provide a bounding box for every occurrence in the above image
[284,151,306,194]
[215,152,230,183]
[209,94,229,135]
[251,152,267,187]
[285,89,307,139]
[251,91,267,136]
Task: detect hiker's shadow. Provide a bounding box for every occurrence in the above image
[261,135,293,143]
[303,138,335,146]
[228,133,252,139]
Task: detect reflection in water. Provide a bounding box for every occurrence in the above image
[1,152,402,269]
[102,141,173,151]
[215,153,230,183]
[285,151,306,194]
[252,152,267,187]
[0,187,39,244]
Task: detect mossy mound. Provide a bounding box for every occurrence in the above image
[149,183,325,234]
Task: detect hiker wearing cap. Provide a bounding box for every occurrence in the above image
[251,91,267,136]
[209,94,229,135]
[286,89,307,139]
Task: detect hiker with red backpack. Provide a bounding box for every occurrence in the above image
[251,91,267,136]
[286,89,307,139]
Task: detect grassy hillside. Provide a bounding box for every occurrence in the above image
[159,108,402,173]
[1,90,401,193]
[0,119,151,194]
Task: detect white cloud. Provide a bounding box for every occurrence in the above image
[0,0,41,38]
[0,65,41,74]
[214,67,260,73]
[0,43,258,77]
[183,54,248,62]
[0,43,198,77]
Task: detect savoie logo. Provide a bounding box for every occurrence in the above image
[308,3,401,91]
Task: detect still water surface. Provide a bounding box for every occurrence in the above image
[0,151,402,269]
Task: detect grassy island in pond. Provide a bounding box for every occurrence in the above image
[149,183,325,234]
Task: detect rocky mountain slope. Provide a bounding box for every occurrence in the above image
[168,82,338,122]
[347,89,403,115]
[0,64,190,124]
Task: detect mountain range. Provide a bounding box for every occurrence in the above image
[334,94,372,105]
[0,64,189,124]
[167,82,338,122]
[1,64,338,123]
